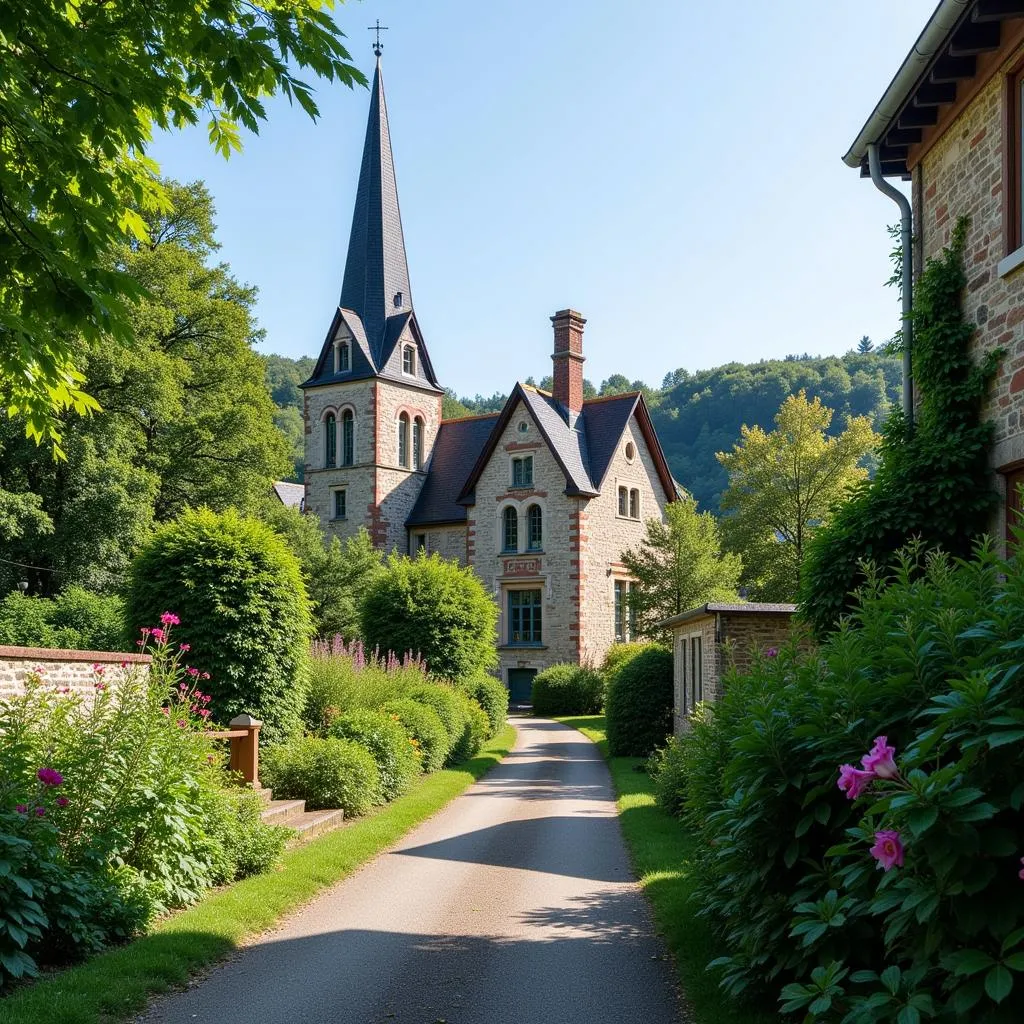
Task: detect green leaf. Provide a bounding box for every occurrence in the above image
[987,729,1024,749]
[907,805,938,836]
[944,949,995,976]
[984,964,1013,1004]
[881,965,902,994]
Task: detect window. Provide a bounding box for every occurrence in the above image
[680,637,689,715]
[624,441,636,462]
[508,589,542,645]
[614,580,627,642]
[334,340,350,373]
[398,413,410,468]
[526,504,542,551]
[341,409,354,466]
[1007,63,1024,258]
[518,420,529,434]
[690,636,703,708]
[628,582,638,639]
[512,456,533,488]
[324,413,337,468]
[502,506,518,553]
[629,488,640,519]
[333,488,347,520]
[411,532,427,554]
[403,345,416,375]
[413,417,424,470]
[617,486,628,516]
[1005,466,1024,549]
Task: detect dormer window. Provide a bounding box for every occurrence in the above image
[512,456,533,489]
[334,339,350,374]
[402,345,416,375]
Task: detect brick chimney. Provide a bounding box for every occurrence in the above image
[551,309,586,425]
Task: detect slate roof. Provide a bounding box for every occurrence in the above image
[406,415,501,526]
[657,602,798,630]
[582,392,643,489]
[272,481,305,509]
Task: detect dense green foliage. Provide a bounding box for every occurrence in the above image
[531,664,604,716]
[717,391,877,601]
[262,737,379,816]
[0,588,125,650]
[380,698,451,772]
[456,674,509,737]
[264,354,315,481]
[450,695,491,765]
[605,645,673,757]
[664,543,1024,1021]
[0,636,287,988]
[0,0,361,450]
[360,553,499,682]
[328,709,421,803]
[621,495,742,636]
[801,220,1000,636]
[406,684,489,765]
[127,508,312,743]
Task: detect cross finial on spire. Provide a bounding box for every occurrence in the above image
[369,19,388,57]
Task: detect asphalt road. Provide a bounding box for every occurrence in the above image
[139,718,685,1024]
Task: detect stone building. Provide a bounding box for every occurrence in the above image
[658,603,797,735]
[844,0,1024,546]
[300,58,678,700]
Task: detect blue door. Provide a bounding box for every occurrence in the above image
[507,669,536,705]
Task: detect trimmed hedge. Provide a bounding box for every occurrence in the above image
[328,709,421,802]
[605,645,673,756]
[262,737,379,815]
[457,674,509,736]
[380,698,450,772]
[450,693,490,764]
[531,664,603,716]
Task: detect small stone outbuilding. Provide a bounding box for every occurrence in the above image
[658,603,797,735]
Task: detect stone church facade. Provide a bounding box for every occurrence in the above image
[301,58,678,698]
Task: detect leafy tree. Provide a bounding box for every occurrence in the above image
[261,505,381,639]
[1,0,363,452]
[801,218,1001,636]
[717,391,877,601]
[127,507,312,743]
[621,496,742,635]
[360,553,498,682]
[442,391,474,420]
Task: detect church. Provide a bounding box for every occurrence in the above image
[301,56,678,700]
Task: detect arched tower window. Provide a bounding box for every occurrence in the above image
[502,506,518,553]
[527,504,543,551]
[341,409,355,466]
[412,417,424,469]
[398,413,410,468]
[324,413,337,468]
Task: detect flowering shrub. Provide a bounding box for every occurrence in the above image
[380,699,450,772]
[328,708,421,802]
[668,542,1024,1021]
[0,617,286,988]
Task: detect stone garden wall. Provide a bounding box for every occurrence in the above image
[0,646,151,699]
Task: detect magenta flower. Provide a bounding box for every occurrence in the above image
[56,796,69,808]
[766,647,779,657]
[1019,857,1024,882]
[139,627,151,637]
[150,628,166,643]
[37,767,63,787]
[201,694,211,705]
[837,764,874,800]
[201,672,211,680]
[179,643,191,653]
[34,806,46,817]
[136,639,146,647]
[179,682,188,691]
[15,804,27,814]
[177,720,186,728]
[160,612,180,626]
[198,708,210,718]
[92,663,105,675]
[161,707,170,716]
[94,681,107,691]
[186,666,199,677]
[870,830,904,871]
[861,736,899,780]
[121,660,129,669]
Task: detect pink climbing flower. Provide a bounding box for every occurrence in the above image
[862,736,899,780]
[870,830,905,871]
[160,612,180,626]
[37,767,63,787]
[837,764,874,800]
[199,708,210,718]
[179,643,191,653]
[150,628,166,643]
[15,804,27,814]
[56,796,69,808]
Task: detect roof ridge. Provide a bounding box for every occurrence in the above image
[583,391,641,406]
[440,411,502,423]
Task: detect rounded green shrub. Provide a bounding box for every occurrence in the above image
[360,552,498,681]
[601,641,650,679]
[531,663,603,716]
[449,692,490,763]
[648,735,690,819]
[262,736,379,815]
[126,507,312,743]
[408,683,468,746]
[457,673,508,736]
[328,708,421,801]
[381,698,450,772]
[605,645,673,756]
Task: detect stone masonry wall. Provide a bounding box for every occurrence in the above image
[719,612,798,676]
[580,412,670,667]
[914,50,1024,539]
[0,647,151,700]
[671,615,718,737]
[416,524,469,565]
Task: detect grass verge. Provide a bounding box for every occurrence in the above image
[556,715,773,1024]
[0,724,516,1024]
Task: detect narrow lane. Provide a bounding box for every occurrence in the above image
[140,718,684,1024]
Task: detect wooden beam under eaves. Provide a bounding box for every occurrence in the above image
[898,106,940,129]
[949,20,1002,55]
[913,82,958,106]
[973,0,1024,23]
[930,54,978,82]
[884,127,923,146]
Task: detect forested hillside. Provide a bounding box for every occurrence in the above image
[266,348,900,511]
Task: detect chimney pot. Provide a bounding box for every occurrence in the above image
[551,309,586,422]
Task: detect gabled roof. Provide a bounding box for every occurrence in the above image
[272,481,305,509]
[406,414,501,526]
[301,308,377,388]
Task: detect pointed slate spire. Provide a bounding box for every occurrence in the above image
[339,58,413,360]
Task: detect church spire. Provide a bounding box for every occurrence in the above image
[339,55,413,358]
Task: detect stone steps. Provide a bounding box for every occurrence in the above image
[258,792,345,844]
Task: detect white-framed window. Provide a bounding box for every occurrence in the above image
[512,455,533,488]
[334,339,351,373]
[341,409,355,466]
[617,486,628,517]
[629,488,640,519]
[402,345,416,375]
[398,413,410,468]
[332,488,347,520]
[614,580,639,642]
[678,632,704,715]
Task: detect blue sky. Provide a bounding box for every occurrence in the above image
[151,0,937,398]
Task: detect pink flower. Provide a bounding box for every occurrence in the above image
[121,660,129,669]
[37,767,63,787]
[33,665,46,675]
[161,707,170,716]
[160,612,180,626]
[179,643,191,653]
[837,764,874,800]
[766,647,779,657]
[92,663,105,675]
[56,796,69,808]
[870,830,905,871]
[136,639,146,647]
[179,682,188,691]
[186,667,199,677]
[177,720,186,728]
[862,736,899,780]
[15,804,27,814]
[139,627,151,638]
[150,628,166,643]
[198,708,210,718]
[34,806,45,817]
[1019,857,1024,882]
[201,672,210,680]
[201,694,211,705]
[94,681,107,691]
[59,687,70,694]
